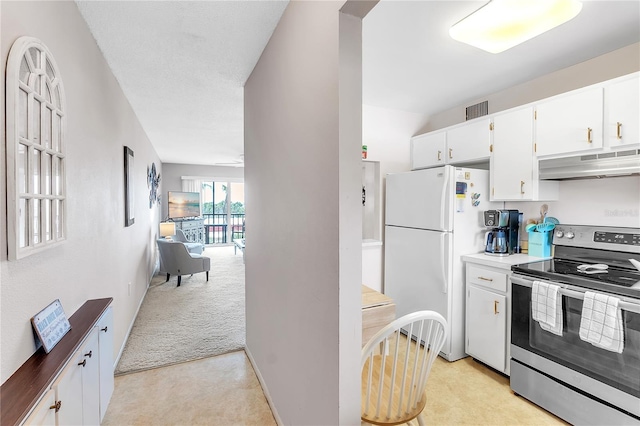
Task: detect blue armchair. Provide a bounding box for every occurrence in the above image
[157,239,210,287]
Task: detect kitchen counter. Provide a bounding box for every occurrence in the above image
[462,253,551,270]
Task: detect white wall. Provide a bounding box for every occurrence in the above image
[363,104,429,178]
[160,163,244,220]
[244,1,368,424]
[423,42,640,132]
[0,1,160,382]
[506,177,640,229]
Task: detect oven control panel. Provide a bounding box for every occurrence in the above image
[593,231,640,246]
[554,225,640,253]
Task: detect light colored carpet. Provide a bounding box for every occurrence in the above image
[115,245,245,375]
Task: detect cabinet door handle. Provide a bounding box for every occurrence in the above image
[84,350,92,358]
[478,276,493,282]
[494,300,499,315]
[449,148,453,159]
[49,400,62,412]
[101,326,108,332]
[78,359,86,367]
[520,180,525,195]
[617,122,622,140]
[437,150,441,161]
[587,127,592,143]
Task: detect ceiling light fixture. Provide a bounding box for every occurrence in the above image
[449,0,583,54]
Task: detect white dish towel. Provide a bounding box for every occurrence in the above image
[579,291,624,353]
[531,281,563,336]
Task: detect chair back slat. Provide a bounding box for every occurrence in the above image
[364,351,374,415]
[361,311,448,426]
[405,319,423,413]
[375,345,387,418]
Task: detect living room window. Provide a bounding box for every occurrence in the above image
[6,37,66,260]
[201,181,245,244]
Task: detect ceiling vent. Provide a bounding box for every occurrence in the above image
[466,101,488,120]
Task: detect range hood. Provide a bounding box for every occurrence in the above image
[539,149,640,180]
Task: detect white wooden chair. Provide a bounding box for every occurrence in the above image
[361,311,448,426]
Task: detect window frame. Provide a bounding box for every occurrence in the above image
[6,36,67,260]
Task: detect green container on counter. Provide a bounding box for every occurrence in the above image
[528,230,552,257]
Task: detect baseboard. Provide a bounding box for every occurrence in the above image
[245,346,283,426]
[112,276,153,370]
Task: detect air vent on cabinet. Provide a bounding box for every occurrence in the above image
[466,101,488,120]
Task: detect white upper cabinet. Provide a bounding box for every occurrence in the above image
[411,118,491,170]
[491,107,535,200]
[446,118,492,164]
[605,73,640,150]
[491,107,559,201]
[535,86,604,157]
[411,131,446,170]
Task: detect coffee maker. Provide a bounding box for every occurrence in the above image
[483,209,520,256]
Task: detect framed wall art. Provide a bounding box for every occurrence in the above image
[124,146,135,227]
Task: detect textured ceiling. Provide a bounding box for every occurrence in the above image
[77,1,640,167]
[76,0,289,166]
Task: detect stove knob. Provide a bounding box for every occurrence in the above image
[555,230,564,238]
[566,231,575,239]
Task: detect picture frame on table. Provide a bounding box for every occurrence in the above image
[124,146,135,227]
[31,299,71,354]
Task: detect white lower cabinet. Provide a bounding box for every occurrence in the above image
[97,307,114,422]
[467,286,506,372]
[54,329,100,426]
[23,389,56,426]
[22,306,114,426]
[465,263,510,375]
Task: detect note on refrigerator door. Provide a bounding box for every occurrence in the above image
[456,181,467,212]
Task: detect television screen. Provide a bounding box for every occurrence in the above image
[168,191,201,219]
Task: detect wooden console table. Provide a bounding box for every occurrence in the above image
[362,285,395,347]
[0,298,113,426]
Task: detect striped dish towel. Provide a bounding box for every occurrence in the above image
[579,291,624,353]
[531,281,563,336]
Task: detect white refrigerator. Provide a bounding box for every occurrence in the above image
[384,165,500,361]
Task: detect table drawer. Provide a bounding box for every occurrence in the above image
[467,264,507,292]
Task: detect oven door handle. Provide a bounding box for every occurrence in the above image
[511,275,640,314]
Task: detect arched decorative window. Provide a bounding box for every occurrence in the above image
[6,37,66,260]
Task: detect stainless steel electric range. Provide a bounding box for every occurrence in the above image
[509,225,640,425]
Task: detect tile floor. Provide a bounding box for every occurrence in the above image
[103,351,276,425]
[104,349,567,425]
